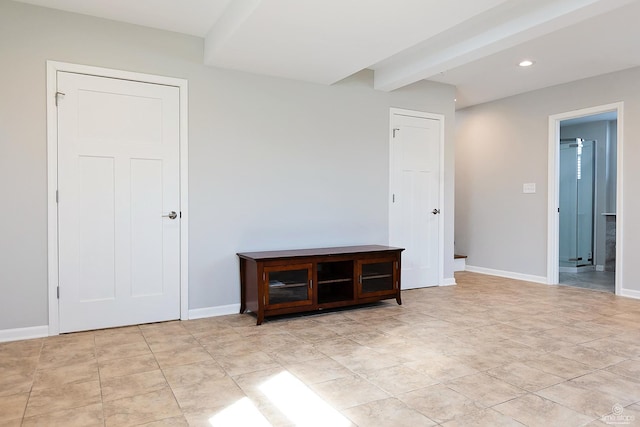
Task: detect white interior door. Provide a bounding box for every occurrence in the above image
[57,71,181,333]
[389,112,441,289]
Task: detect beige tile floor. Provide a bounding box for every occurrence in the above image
[2,271,640,426]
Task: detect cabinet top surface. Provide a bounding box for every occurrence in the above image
[237,245,404,261]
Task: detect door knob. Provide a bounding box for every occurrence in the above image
[432,209,440,215]
[162,211,178,220]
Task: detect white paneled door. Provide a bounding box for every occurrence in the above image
[389,112,441,289]
[57,72,181,333]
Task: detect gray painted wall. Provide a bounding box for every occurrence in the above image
[607,121,618,213]
[456,66,640,295]
[0,0,456,330]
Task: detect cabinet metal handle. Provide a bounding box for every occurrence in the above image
[310,279,313,289]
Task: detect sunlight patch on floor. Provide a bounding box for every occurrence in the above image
[209,397,271,427]
[259,371,351,427]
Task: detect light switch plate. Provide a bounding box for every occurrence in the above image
[523,183,536,194]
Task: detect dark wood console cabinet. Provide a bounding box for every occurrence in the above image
[238,245,404,325]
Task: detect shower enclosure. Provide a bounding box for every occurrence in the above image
[559,138,595,269]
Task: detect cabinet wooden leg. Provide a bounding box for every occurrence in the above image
[239,259,247,314]
[396,293,402,305]
[256,311,264,325]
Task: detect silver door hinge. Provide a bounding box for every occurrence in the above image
[392,128,400,138]
[57,286,60,299]
[392,194,395,203]
[56,190,59,203]
[55,92,65,106]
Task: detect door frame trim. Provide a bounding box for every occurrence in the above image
[46,61,189,335]
[388,108,445,287]
[547,102,623,295]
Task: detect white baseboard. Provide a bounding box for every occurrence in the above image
[453,258,466,272]
[465,265,548,285]
[620,288,640,300]
[188,304,241,320]
[559,265,595,273]
[441,277,457,286]
[0,325,49,343]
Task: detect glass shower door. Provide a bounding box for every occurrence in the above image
[559,139,595,268]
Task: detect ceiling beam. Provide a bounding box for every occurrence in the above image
[204,0,263,66]
[373,0,635,92]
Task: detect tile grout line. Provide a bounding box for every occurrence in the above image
[95,332,106,427]
[20,338,45,425]
[141,323,186,425]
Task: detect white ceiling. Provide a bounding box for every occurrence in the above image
[14,0,640,108]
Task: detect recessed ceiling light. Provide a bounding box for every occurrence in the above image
[519,60,534,67]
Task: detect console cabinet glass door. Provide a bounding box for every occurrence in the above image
[357,258,397,297]
[264,263,313,308]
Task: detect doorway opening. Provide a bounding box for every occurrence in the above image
[547,104,622,295]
